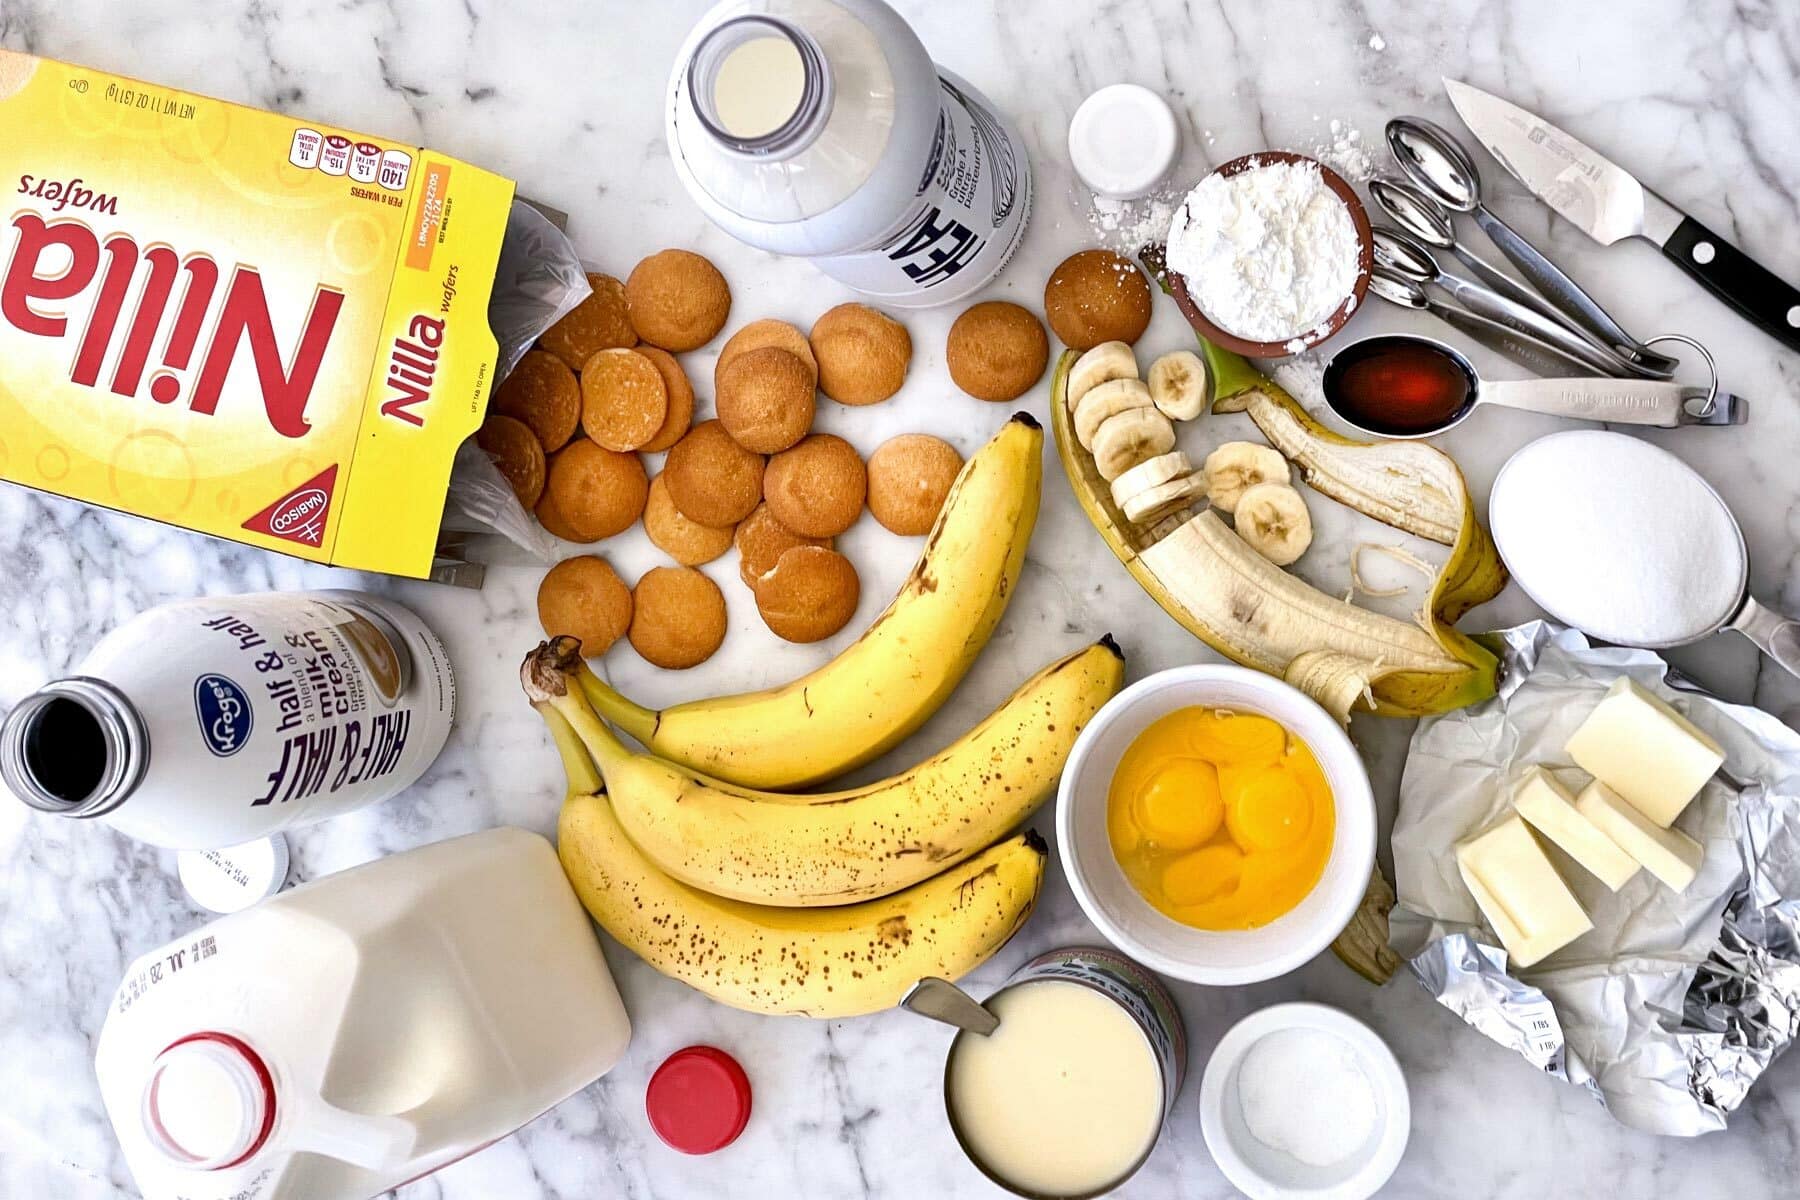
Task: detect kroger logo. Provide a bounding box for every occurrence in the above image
[193,674,253,757]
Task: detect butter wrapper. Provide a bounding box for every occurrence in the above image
[1390,622,1800,1136]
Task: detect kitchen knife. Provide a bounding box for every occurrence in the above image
[1445,78,1800,355]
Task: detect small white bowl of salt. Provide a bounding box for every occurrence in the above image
[1198,1003,1409,1199]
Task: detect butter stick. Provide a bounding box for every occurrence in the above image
[1455,815,1593,969]
[1511,766,1640,891]
[1574,780,1704,893]
[1564,678,1724,828]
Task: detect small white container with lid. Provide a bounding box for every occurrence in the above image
[1068,84,1180,199]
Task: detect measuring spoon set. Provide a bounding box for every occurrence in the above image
[1344,113,1749,436]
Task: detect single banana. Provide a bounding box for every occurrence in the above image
[1092,407,1176,481]
[1122,471,1209,527]
[575,640,1122,906]
[1109,451,1192,511]
[1232,482,1313,566]
[526,642,1045,1019]
[1074,378,1154,449]
[577,415,1042,789]
[1203,441,1290,513]
[1147,350,1208,421]
[1067,340,1139,410]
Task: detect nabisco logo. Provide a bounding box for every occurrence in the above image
[271,486,328,539]
[0,212,346,439]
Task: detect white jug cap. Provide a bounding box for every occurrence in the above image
[141,1035,275,1170]
[1068,84,1180,199]
[178,835,290,914]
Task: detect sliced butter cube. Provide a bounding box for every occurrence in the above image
[1574,780,1704,893]
[1511,766,1640,891]
[1564,677,1724,828]
[1455,815,1593,969]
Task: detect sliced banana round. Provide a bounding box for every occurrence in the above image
[1067,341,1139,410]
[1109,450,1192,510]
[1092,407,1176,481]
[1232,481,1313,566]
[1123,471,1209,526]
[1074,378,1154,449]
[1203,441,1290,514]
[1147,350,1209,421]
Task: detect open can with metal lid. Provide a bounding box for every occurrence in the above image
[940,946,1186,1198]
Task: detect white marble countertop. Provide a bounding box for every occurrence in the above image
[5,0,1800,1196]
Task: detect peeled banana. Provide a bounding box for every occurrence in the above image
[1049,346,1503,720]
[563,639,1121,906]
[1232,482,1312,565]
[1067,341,1139,409]
[528,640,1046,1019]
[1074,378,1154,448]
[1122,473,1208,526]
[1204,441,1290,513]
[1148,350,1208,420]
[577,415,1042,790]
[1092,407,1175,480]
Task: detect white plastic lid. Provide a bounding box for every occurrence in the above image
[1068,84,1180,199]
[178,835,290,914]
[141,1036,273,1170]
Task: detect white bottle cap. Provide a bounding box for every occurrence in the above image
[141,1035,273,1169]
[1068,84,1180,199]
[178,836,290,914]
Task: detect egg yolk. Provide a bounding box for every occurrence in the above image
[1107,706,1334,931]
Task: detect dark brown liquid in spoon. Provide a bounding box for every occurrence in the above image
[1323,338,1476,435]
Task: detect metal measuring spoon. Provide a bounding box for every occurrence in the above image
[1367,176,1625,358]
[1372,225,1636,378]
[1367,267,1613,378]
[1385,116,1680,377]
[1321,333,1724,440]
[1491,431,1800,679]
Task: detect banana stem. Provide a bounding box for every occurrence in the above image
[538,703,602,796]
[520,637,636,780]
[576,664,657,746]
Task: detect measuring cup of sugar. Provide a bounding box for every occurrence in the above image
[1490,430,1800,676]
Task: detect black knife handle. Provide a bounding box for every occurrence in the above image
[1663,216,1800,355]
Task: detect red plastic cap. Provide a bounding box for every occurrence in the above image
[646,1045,752,1154]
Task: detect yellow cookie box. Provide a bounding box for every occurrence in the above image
[0,49,515,578]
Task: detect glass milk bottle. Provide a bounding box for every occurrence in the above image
[94,828,632,1200]
[0,590,454,849]
[666,0,1031,306]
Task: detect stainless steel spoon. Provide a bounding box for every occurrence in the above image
[1367,266,1612,378]
[1366,175,1658,374]
[1372,225,1637,377]
[901,977,999,1035]
[1385,116,1680,377]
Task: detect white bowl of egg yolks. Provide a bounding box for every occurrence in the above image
[1056,664,1376,986]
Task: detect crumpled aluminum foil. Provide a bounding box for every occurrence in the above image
[1389,621,1800,1136]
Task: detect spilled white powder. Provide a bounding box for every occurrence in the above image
[1238,1027,1379,1167]
[1488,432,1744,645]
[1312,117,1374,182]
[1085,188,1182,255]
[1166,159,1360,342]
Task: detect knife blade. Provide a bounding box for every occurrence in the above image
[1445,78,1800,355]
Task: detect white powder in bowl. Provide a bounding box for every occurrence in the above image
[1166,158,1360,342]
[1237,1027,1379,1167]
[1489,431,1745,645]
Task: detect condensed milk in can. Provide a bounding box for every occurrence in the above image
[942,947,1186,1199]
[0,590,454,849]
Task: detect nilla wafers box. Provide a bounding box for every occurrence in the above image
[0,49,516,579]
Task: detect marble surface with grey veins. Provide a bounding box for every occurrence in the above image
[4,0,1800,1196]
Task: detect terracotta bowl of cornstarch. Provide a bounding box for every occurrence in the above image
[1164,151,1373,359]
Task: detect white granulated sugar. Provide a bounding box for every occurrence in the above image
[1238,1028,1380,1167]
[1489,432,1745,645]
[1166,159,1360,342]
